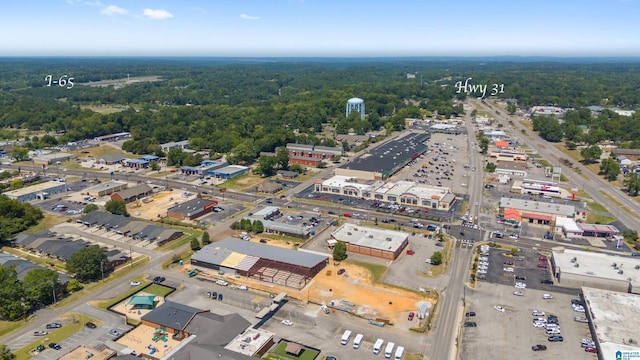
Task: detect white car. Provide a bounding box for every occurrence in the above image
[542,294,554,300]
[494,305,505,313]
[477,269,487,274]
[503,267,514,272]
[509,234,519,239]
[130,281,141,286]
[533,322,546,328]
[513,291,524,296]
[515,282,527,289]
[479,257,489,261]
[281,320,293,326]
[237,285,248,291]
[532,310,545,316]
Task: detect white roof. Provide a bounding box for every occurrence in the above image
[331,223,407,252]
[555,217,582,233]
[553,248,640,288]
[499,197,575,217]
[253,206,279,217]
[321,176,370,191]
[582,287,640,359]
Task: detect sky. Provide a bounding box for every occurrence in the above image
[1,0,639,57]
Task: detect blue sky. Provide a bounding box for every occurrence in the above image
[1,0,639,57]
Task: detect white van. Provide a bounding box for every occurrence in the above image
[394,346,405,360]
[384,342,395,358]
[373,338,384,355]
[340,330,352,345]
[353,333,364,349]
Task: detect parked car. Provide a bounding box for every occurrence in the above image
[465,311,476,317]
[216,279,228,286]
[108,329,120,337]
[494,305,505,312]
[537,264,548,269]
[548,336,564,342]
[531,344,547,351]
[513,291,525,296]
[48,343,62,350]
[585,346,598,353]
[130,281,141,286]
[541,279,554,284]
[337,269,346,275]
[463,322,477,327]
[539,257,548,261]
[85,322,97,329]
[542,294,554,300]
[281,319,293,326]
[532,310,545,316]
[406,249,415,255]
[237,285,248,291]
[408,312,415,321]
[33,331,48,336]
[46,323,62,329]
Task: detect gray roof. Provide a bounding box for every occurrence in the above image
[339,132,429,172]
[113,184,152,200]
[193,238,328,269]
[141,301,202,331]
[168,198,217,216]
[185,312,250,346]
[171,344,254,360]
[98,154,125,162]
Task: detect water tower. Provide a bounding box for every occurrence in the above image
[346,97,365,120]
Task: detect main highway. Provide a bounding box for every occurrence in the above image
[471,98,640,234]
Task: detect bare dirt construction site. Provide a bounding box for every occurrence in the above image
[127,190,197,221]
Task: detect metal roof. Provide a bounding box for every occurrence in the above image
[339,132,429,173]
[140,301,202,331]
[192,238,328,269]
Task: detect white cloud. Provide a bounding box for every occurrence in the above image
[101,5,128,15]
[240,13,260,20]
[143,8,174,20]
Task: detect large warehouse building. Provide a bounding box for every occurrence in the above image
[336,132,430,181]
[86,180,128,197]
[3,181,67,202]
[191,238,328,289]
[551,247,640,293]
[330,223,408,260]
[167,198,218,220]
[581,287,640,360]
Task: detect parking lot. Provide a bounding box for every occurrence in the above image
[474,247,556,292]
[461,277,595,360]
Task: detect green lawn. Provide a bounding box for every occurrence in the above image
[586,213,616,224]
[144,284,174,297]
[587,202,609,212]
[0,319,29,338]
[267,341,319,360]
[94,279,151,310]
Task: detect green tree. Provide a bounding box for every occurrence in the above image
[479,137,489,154]
[105,199,128,216]
[9,146,29,162]
[252,220,264,233]
[66,279,84,292]
[317,161,327,169]
[624,172,640,196]
[599,158,620,181]
[275,146,289,171]
[485,162,496,173]
[149,161,160,171]
[506,103,517,115]
[580,145,602,164]
[0,345,16,360]
[190,237,201,251]
[430,251,443,265]
[9,178,23,189]
[256,155,277,177]
[201,231,211,246]
[0,266,27,321]
[83,204,99,213]
[289,164,306,174]
[332,241,347,261]
[22,268,58,306]
[66,246,108,282]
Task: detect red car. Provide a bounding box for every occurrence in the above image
[406,250,415,255]
[537,264,548,269]
[504,261,514,266]
[343,213,352,218]
[408,312,415,321]
[539,257,548,261]
[584,347,598,353]
[423,209,429,214]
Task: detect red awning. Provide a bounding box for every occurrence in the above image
[522,212,552,221]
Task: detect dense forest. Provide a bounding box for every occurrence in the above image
[1,58,640,162]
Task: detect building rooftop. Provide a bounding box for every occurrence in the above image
[192,238,328,269]
[225,328,274,357]
[552,247,640,288]
[339,132,429,174]
[214,165,248,175]
[582,287,640,359]
[253,206,280,218]
[168,198,217,215]
[86,180,127,193]
[140,301,202,331]
[499,197,575,217]
[185,312,250,346]
[331,223,408,252]
[113,184,152,200]
[3,181,66,197]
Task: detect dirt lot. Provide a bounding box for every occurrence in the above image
[128,190,197,221]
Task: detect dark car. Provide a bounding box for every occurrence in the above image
[46,323,62,329]
[85,321,97,329]
[211,291,217,299]
[632,252,640,257]
[515,275,526,281]
[325,357,337,360]
[541,279,554,284]
[548,335,563,342]
[465,311,476,317]
[48,343,62,350]
[532,344,547,351]
[218,293,223,301]
[36,344,46,352]
[408,312,415,321]
[337,269,346,275]
[153,276,166,284]
[463,322,477,327]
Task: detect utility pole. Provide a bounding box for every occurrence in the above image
[100,260,105,281]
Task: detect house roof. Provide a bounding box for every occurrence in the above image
[140,301,202,331]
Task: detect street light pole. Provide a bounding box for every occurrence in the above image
[100,260,105,281]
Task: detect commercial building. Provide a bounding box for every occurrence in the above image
[110,184,153,203]
[330,223,409,260]
[498,197,580,225]
[511,178,567,198]
[31,152,75,165]
[314,175,455,210]
[78,211,183,245]
[429,123,461,134]
[346,97,365,119]
[96,154,125,165]
[191,238,328,289]
[209,165,249,180]
[224,328,275,358]
[580,287,640,360]
[167,198,218,220]
[86,180,128,197]
[94,132,131,142]
[160,140,189,153]
[2,181,67,202]
[251,206,280,221]
[489,149,528,163]
[336,132,430,180]
[550,247,640,293]
[277,143,343,167]
[124,158,149,168]
[245,218,310,238]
